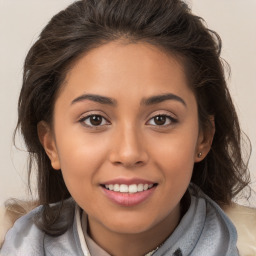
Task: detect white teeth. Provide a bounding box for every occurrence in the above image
[128,184,137,193]
[137,184,144,192]
[104,183,154,193]
[113,184,119,192]
[120,184,128,192]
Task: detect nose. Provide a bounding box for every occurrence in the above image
[109,124,149,168]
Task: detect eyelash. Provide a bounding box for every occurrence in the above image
[78,114,177,129]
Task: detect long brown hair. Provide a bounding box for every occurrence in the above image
[15,0,250,235]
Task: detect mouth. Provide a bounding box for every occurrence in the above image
[100,180,158,207]
[101,183,157,193]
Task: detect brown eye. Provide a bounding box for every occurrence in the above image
[147,114,177,127]
[80,114,109,127]
[90,115,103,126]
[154,115,167,125]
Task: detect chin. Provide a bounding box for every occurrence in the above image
[108,221,155,235]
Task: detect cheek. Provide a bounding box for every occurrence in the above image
[54,128,110,195]
[150,128,198,181]
[157,145,195,186]
[55,122,108,168]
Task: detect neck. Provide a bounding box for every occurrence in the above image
[86,204,181,256]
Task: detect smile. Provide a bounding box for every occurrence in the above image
[101,180,158,207]
[104,183,154,193]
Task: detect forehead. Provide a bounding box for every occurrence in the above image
[59,41,194,106]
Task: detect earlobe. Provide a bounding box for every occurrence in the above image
[37,121,61,170]
[195,116,215,163]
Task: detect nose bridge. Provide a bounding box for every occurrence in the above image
[109,121,148,167]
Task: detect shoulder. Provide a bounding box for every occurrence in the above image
[223,203,256,256]
[0,204,45,255]
[0,200,38,249]
[197,192,256,256]
[0,198,80,256]
[0,204,14,248]
[190,188,256,256]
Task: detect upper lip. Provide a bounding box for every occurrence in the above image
[101,178,157,186]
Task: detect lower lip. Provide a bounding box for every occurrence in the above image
[101,186,156,207]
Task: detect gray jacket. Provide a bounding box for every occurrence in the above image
[0,192,239,256]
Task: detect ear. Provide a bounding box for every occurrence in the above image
[194,116,215,162]
[37,121,61,170]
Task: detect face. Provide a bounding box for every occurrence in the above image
[39,41,212,239]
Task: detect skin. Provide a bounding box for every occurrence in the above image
[38,41,213,256]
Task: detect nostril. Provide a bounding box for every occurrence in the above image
[112,160,145,168]
[114,161,122,166]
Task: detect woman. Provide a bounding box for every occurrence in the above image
[0,0,253,255]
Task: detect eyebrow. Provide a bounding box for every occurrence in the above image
[71,94,117,106]
[142,93,187,107]
[71,93,186,107]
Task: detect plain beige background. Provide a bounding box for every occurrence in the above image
[0,0,255,205]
